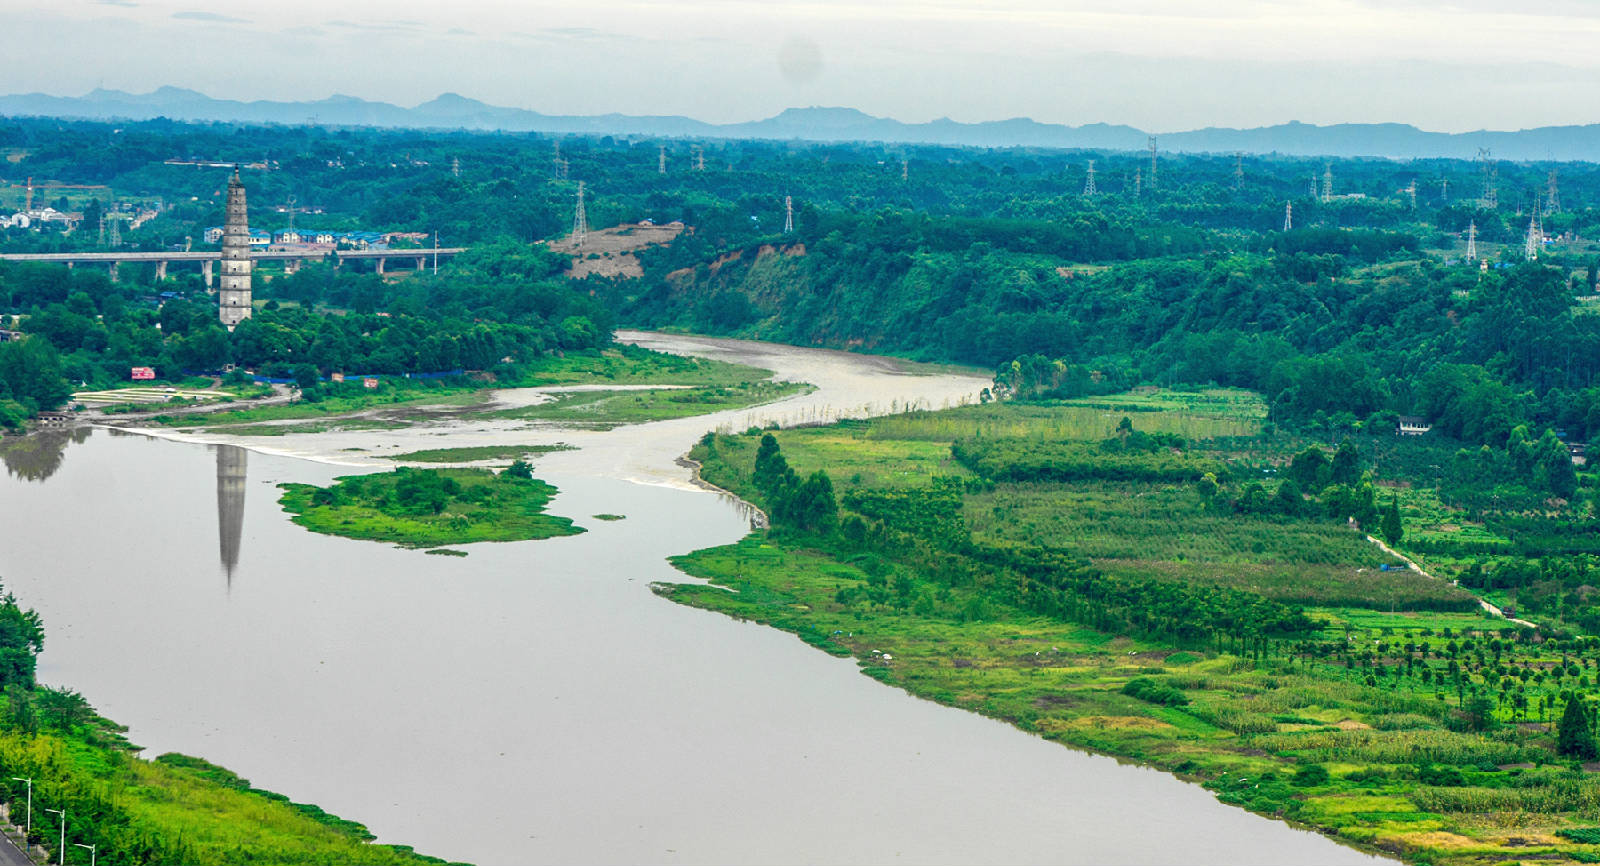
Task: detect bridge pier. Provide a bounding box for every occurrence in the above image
[155,260,168,281]
[284,258,301,275]
[108,261,118,282]
[202,259,213,287]
[415,256,427,272]
[375,256,386,275]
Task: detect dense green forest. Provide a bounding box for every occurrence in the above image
[6,113,1600,451]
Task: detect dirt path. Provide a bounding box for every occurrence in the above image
[1365,534,1538,628]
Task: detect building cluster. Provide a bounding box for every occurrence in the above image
[0,207,81,231]
[2,203,160,234]
[200,226,423,251]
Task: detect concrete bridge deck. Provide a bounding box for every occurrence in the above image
[0,247,466,282]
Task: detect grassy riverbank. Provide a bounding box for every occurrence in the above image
[145,340,774,428]
[465,379,810,428]
[657,393,1600,865]
[280,466,581,547]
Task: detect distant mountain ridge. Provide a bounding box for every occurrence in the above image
[3,87,1599,161]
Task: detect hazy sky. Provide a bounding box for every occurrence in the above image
[10,0,1600,132]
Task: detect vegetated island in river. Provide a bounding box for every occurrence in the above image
[0,584,462,865]
[658,390,1600,866]
[279,463,581,548]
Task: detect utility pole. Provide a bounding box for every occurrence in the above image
[783,195,793,234]
[1082,160,1097,197]
[572,181,588,247]
[1283,201,1293,232]
[432,230,439,276]
[1466,220,1477,263]
[1147,136,1157,190]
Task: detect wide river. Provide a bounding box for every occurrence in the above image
[0,333,1384,865]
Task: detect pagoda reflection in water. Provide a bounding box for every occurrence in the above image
[215,444,247,584]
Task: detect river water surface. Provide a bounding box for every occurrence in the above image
[0,334,1385,865]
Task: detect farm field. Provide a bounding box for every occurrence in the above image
[659,390,1600,865]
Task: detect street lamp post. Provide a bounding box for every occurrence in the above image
[42,808,63,866]
[74,843,95,866]
[8,778,29,837]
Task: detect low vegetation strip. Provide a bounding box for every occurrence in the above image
[279,465,581,548]
[389,444,575,463]
[469,380,810,427]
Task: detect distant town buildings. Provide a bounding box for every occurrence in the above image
[200,226,415,252]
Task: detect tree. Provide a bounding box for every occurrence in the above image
[1381,494,1403,546]
[505,459,534,480]
[1558,697,1598,760]
[1330,440,1361,486]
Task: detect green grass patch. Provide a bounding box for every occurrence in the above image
[470,380,810,427]
[390,444,576,463]
[279,467,581,548]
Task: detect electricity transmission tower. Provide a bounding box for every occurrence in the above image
[658,146,667,175]
[1440,178,1449,202]
[572,181,588,247]
[1147,137,1158,190]
[1525,210,1542,260]
[783,195,794,234]
[1082,160,1097,197]
[1406,180,1417,210]
[1321,164,1333,203]
[1546,170,1561,214]
[1133,167,1142,197]
[901,159,908,181]
[1283,201,1293,232]
[1466,220,1477,263]
[1233,152,1243,191]
[451,156,460,178]
[694,146,705,171]
[1477,148,1498,209]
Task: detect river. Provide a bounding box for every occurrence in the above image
[0,333,1384,865]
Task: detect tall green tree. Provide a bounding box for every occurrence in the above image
[1381,494,1403,546]
[1558,697,1598,760]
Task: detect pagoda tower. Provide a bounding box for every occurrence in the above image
[218,167,253,328]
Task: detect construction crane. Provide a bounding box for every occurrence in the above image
[10,177,110,211]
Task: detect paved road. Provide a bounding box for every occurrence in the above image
[0,828,35,866]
